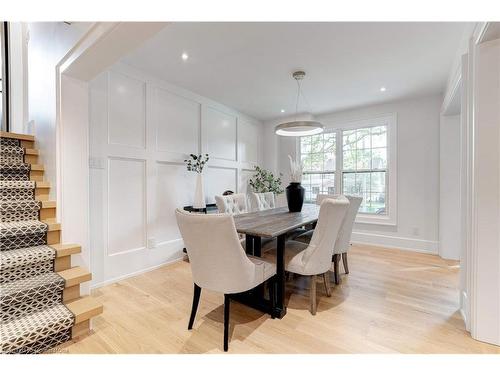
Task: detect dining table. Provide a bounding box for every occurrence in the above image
[233,203,320,319]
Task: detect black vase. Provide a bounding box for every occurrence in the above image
[286,182,305,212]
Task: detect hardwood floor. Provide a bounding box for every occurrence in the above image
[61,244,500,353]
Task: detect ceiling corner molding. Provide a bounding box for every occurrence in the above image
[59,22,169,82]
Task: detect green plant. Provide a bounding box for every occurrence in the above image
[184,153,209,173]
[249,166,284,194]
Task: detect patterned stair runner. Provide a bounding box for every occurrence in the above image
[0,136,74,354]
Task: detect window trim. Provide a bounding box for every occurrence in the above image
[297,113,397,226]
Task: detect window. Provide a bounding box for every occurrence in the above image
[298,114,396,225]
[342,126,387,214]
[300,132,336,203]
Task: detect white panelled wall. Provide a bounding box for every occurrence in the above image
[89,62,263,287]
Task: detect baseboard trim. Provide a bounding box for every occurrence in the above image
[351,231,439,254]
[90,253,187,290]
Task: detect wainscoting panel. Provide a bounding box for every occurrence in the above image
[153,87,200,156]
[238,169,255,195]
[108,70,146,149]
[107,157,147,256]
[155,162,195,243]
[204,167,237,203]
[238,120,260,165]
[203,106,237,161]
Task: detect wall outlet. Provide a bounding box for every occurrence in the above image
[147,237,157,249]
[412,227,420,236]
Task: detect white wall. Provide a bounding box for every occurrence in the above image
[265,95,442,253]
[439,115,461,260]
[89,62,263,286]
[59,74,91,293]
[27,22,91,199]
[8,23,28,134]
[472,38,500,345]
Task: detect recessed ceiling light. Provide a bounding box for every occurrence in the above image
[280,109,285,113]
[181,52,189,61]
[380,87,387,92]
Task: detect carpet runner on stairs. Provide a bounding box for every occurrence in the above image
[0,136,75,354]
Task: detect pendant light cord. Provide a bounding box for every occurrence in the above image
[294,79,301,121]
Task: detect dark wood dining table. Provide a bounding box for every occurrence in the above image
[233,203,320,319]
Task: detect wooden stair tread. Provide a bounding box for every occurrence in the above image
[51,243,81,257]
[42,219,61,231]
[0,131,35,141]
[25,148,39,155]
[35,181,50,188]
[65,296,103,324]
[30,164,44,171]
[58,266,92,287]
[40,200,56,208]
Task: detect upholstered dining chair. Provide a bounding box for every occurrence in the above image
[175,209,276,352]
[215,193,248,215]
[262,198,349,315]
[295,194,363,284]
[248,192,276,212]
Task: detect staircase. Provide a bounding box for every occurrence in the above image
[0,131,102,354]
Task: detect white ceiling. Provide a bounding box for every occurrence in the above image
[122,22,469,121]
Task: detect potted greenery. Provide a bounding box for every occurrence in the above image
[184,153,209,209]
[249,166,284,195]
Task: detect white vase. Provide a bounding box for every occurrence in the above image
[193,173,206,209]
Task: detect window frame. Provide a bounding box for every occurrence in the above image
[297,113,397,226]
[299,130,338,203]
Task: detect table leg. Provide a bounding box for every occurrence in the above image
[275,234,287,318]
[253,236,262,257]
[245,235,254,255]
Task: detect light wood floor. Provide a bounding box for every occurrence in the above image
[61,244,500,353]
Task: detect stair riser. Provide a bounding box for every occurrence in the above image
[72,320,90,338]
[63,285,80,302]
[30,170,44,182]
[47,230,61,245]
[35,187,49,201]
[40,207,56,221]
[24,154,38,164]
[54,256,71,272]
[20,140,34,149]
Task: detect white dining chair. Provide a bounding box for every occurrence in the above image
[295,194,363,284]
[262,198,349,315]
[215,193,248,215]
[248,192,276,212]
[175,209,276,351]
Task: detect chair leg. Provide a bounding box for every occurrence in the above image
[224,294,230,352]
[333,254,341,285]
[323,273,332,297]
[309,275,317,315]
[188,284,201,330]
[342,252,349,274]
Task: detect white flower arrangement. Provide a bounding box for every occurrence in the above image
[288,155,303,183]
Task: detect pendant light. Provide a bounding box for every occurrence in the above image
[275,71,324,137]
